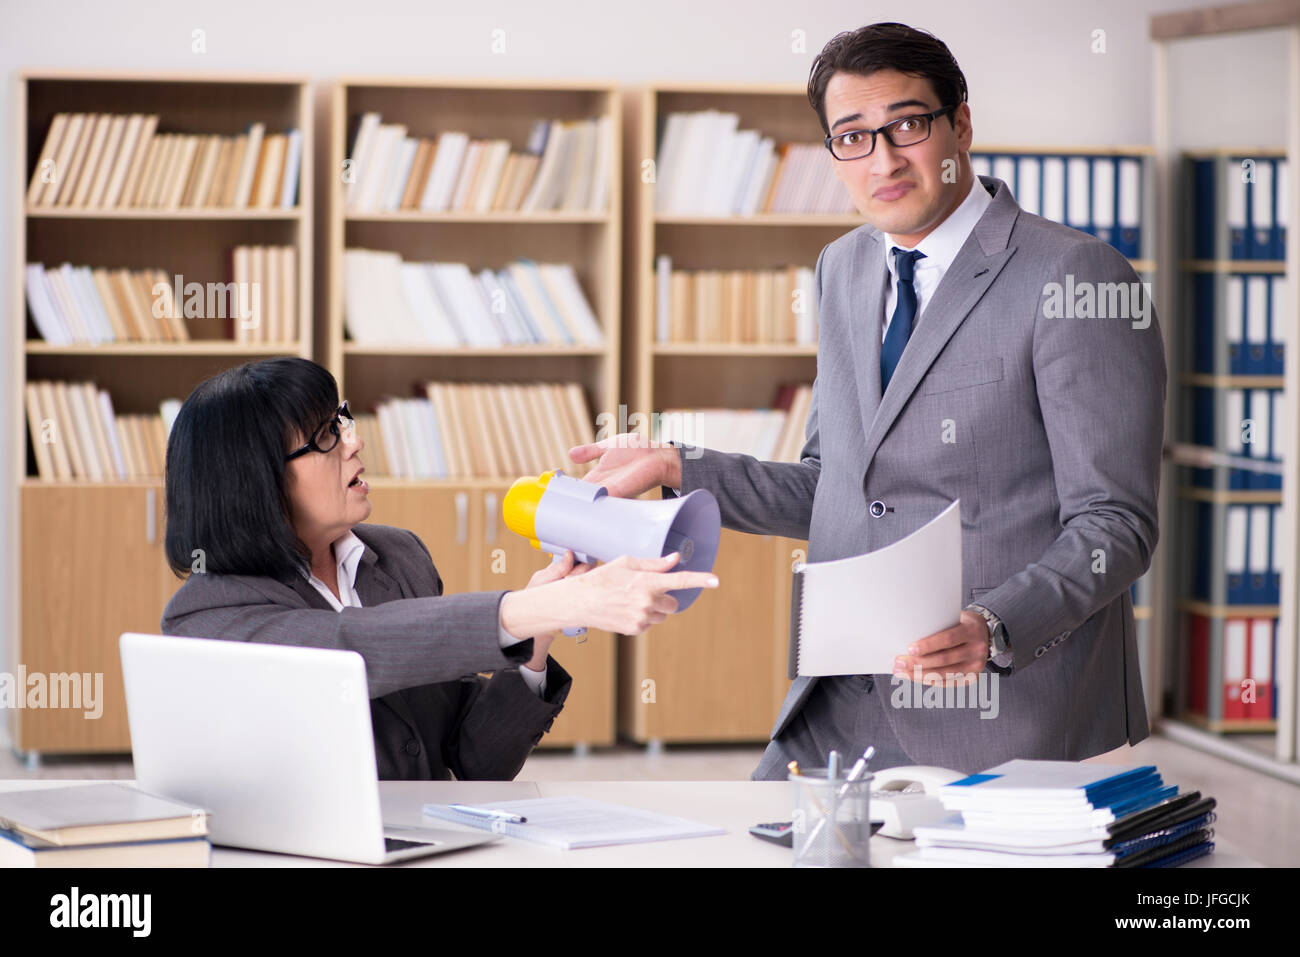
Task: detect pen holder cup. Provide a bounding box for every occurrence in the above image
[789,770,873,868]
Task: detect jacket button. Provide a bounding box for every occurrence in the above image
[869,500,886,518]
[1034,646,1046,658]
[403,739,420,755]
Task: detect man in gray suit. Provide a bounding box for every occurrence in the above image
[570,22,1164,776]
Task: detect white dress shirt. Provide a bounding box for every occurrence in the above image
[881,175,993,341]
[302,530,548,697]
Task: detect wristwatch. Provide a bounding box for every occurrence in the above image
[967,602,1011,666]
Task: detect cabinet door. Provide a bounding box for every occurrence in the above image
[364,485,479,597]
[618,528,783,742]
[479,487,615,748]
[18,484,167,752]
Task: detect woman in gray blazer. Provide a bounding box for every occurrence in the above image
[160,357,716,779]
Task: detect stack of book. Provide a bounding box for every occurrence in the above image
[0,782,210,867]
[345,114,611,214]
[25,381,177,481]
[654,256,817,344]
[344,250,603,347]
[895,759,1217,868]
[27,114,301,210]
[353,380,596,479]
[655,383,813,463]
[231,245,298,344]
[654,110,854,215]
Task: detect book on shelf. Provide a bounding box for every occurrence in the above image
[1188,385,1285,491]
[26,113,301,210]
[343,250,602,348]
[654,109,854,215]
[653,383,813,463]
[1190,153,1289,260]
[970,152,1147,259]
[25,381,175,481]
[1188,498,1282,606]
[653,255,817,344]
[26,248,296,346]
[1193,272,1289,377]
[352,381,596,480]
[345,113,610,214]
[1186,613,1277,723]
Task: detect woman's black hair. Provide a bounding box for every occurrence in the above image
[164,357,340,579]
[807,22,969,136]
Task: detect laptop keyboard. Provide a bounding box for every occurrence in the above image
[385,837,440,852]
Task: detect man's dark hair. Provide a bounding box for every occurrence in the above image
[164,356,340,579]
[807,22,969,135]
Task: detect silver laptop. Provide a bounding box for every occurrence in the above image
[120,632,499,864]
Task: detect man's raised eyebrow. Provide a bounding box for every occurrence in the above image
[830,100,934,132]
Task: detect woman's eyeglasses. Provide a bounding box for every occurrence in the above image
[285,402,355,461]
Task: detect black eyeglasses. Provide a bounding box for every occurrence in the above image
[825,105,957,161]
[285,402,355,461]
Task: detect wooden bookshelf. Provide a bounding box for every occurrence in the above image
[326,78,624,748]
[11,72,313,757]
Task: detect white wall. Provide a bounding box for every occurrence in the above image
[0,0,1288,740]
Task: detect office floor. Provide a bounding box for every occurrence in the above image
[3,731,1297,866]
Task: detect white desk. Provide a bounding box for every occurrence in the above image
[0,778,1258,867]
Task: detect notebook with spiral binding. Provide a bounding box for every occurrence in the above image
[787,500,963,678]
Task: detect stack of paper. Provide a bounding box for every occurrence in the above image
[895,760,1217,868]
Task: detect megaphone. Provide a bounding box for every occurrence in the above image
[502,469,722,612]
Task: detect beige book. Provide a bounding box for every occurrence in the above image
[279,246,297,345]
[70,113,112,206]
[563,382,594,445]
[124,131,162,207]
[739,271,756,343]
[201,136,233,207]
[84,114,127,208]
[471,140,511,212]
[489,385,528,476]
[216,134,247,207]
[24,384,56,481]
[248,246,265,343]
[546,383,580,460]
[692,271,710,344]
[504,383,546,473]
[490,154,521,212]
[131,270,170,342]
[460,384,497,478]
[182,135,221,207]
[38,382,74,480]
[27,113,70,206]
[772,268,792,343]
[719,270,737,343]
[754,270,773,343]
[475,386,513,477]
[265,244,282,344]
[231,123,265,208]
[161,135,199,209]
[63,382,104,480]
[504,154,540,212]
[669,271,690,342]
[153,268,188,341]
[150,416,168,475]
[109,269,147,341]
[102,114,146,208]
[134,415,158,477]
[785,266,801,341]
[252,133,286,209]
[138,133,174,207]
[91,269,131,341]
[45,113,87,206]
[232,246,249,343]
[170,135,203,207]
[115,415,140,479]
[55,113,102,206]
[114,115,159,207]
[533,383,571,472]
[425,384,461,479]
[400,139,432,210]
[51,382,88,478]
[80,382,116,482]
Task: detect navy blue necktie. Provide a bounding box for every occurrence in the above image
[881,247,925,392]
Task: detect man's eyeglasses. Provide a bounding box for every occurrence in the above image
[285,402,355,461]
[824,105,957,161]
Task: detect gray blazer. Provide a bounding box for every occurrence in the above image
[673,176,1164,773]
[160,522,571,780]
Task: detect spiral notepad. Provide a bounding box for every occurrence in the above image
[788,500,963,678]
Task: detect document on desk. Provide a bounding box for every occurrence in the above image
[422,797,724,849]
[789,500,962,677]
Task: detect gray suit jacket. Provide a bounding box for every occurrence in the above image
[160,522,571,780]
[672,176,1164,774]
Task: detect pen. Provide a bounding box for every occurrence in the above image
[448,804,528,824]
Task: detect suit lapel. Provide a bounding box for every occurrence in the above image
[846,227,887,439]
[859,179,1020,470]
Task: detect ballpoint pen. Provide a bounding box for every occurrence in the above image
[448,804,528,824]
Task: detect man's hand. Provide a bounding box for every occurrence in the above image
[893,610,990,685]
[567,432,681,498]
[522,550,592,669]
